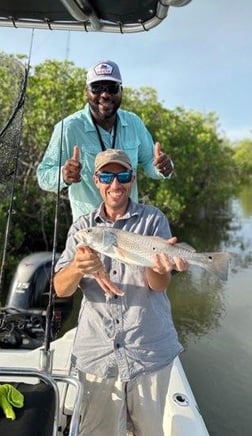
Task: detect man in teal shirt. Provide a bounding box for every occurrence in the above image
[36,60,174,222]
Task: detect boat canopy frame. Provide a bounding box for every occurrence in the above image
[0,0,192,33]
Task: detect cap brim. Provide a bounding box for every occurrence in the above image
[96,159,131,172]
[87,76,122,85]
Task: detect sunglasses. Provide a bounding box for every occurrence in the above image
[88,83,121,95]
[96,171,132,184]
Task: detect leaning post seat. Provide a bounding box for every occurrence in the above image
[0,380,56,436]
[0,368,83,436]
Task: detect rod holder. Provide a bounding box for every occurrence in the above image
[39,348,54,373]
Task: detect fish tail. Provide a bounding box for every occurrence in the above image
[202,252,232,281]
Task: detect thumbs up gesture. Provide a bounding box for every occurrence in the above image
[63,145,82,184]
[153,142,174,177]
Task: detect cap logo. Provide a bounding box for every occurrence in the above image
[94,63,113,76]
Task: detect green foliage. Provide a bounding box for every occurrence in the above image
[232,139,252,184]
[23,59,86,160]
[125,90,238,223]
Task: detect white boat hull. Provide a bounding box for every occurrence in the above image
[0,328,209,435]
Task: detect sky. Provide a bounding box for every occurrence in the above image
[0,0,251,142]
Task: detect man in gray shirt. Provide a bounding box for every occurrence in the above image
[54,148,187,436]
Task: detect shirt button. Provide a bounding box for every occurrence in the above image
[116,319,120,324]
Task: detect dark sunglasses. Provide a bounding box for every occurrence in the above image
[96,171,132,184]
[88,83,121,95]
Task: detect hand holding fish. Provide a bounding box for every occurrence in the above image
[53,244,123,298]
[76,245,124,298]
[74,245,103,274]
[151,237,189,274]
[146,237,189,291]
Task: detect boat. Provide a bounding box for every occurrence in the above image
[0,250,209,435]
[0,1,209,435]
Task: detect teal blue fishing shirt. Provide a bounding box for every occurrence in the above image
[36,104,166,222]
[55,200,183,382]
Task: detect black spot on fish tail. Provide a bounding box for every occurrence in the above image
[203,252,232,281]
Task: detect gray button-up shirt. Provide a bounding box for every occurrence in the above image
[55,200,183,381]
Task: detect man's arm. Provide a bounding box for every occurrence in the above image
[54,245,124,298]
[54,246,103,297]
[145,267,171,292]
[36,122,73,192]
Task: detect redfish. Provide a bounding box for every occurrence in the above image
[76,226,232,281]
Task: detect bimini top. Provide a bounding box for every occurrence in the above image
[0,0,192,33]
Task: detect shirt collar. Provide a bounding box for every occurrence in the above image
[84,104,127,131]
[94,199,139,223]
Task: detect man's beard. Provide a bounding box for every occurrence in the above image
[89,98,121,122]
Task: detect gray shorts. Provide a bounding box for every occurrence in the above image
[78,363,173,436]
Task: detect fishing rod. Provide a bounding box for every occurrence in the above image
[42,31,71,355]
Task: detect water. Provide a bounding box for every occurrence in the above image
[170,185,252,435]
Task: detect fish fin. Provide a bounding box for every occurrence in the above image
[201,252,232,281]
[103,231,118,250]
[75,230,86,245]
[175,242,196,253]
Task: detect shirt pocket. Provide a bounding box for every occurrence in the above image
[117,143,139,174]
[79,142,101,179]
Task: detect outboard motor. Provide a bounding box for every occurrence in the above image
[6,252,59,310]
[0,252,74,349]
